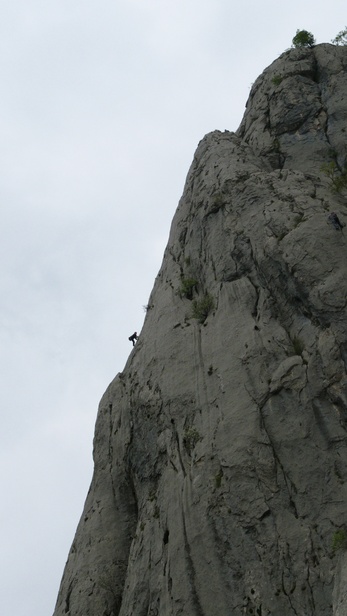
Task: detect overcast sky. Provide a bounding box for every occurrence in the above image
[0,2,345,614]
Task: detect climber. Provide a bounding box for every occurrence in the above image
[128,332,138,346]
[328,212,345,231]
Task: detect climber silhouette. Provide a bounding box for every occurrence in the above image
[328,212,345,231]
[128,332,138,346]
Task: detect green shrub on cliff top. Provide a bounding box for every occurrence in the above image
[292,29,315,48]
[332,27,347,45]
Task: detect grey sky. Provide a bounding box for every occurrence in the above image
[0,2,345,614]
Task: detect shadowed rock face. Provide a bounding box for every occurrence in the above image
[53,44,347,616]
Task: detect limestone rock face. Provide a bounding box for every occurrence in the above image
[53,44,347,616]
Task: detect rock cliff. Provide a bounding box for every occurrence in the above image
[53,44,347,616]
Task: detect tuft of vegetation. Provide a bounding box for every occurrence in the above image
[332,529,347,551]
[293,213,304,228]
[209,192,226,213]
[292,29,315,48]
[321,161,337,183]
[272,75,283,86]
[215,469,223,488]
[321,161,347,193]
[332,27,347,45]
[191,293,215,323]
[292,336,305,356]
[180,277,198,300]
[183,427,201,454]
[272,138,281,153]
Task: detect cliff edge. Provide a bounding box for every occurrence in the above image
[53,44,347,616]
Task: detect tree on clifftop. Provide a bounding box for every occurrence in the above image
[292,29,315,48]
[332,27,347,45]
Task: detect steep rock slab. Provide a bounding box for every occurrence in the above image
[53,44,347,616]
[237,43,347,174]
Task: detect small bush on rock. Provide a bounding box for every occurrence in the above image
[183,428,201,454]
[272,75,283,86]
[332,27,347,45]
[332,529,347,551]
[180,277,198,300]
[191,293,215,323]
[292,29,315,48]
[292,336,305,356]
[209,192,226,213]
[321,161,347,193]
[215,469,223,488]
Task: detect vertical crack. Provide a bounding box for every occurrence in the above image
[181,512,205,616]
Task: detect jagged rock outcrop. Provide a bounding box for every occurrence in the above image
[53,44,347,616]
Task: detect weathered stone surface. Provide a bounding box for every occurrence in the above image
[238,43,347,172]
[53,44,347,616]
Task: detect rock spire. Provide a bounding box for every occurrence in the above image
[53,44,347,616]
